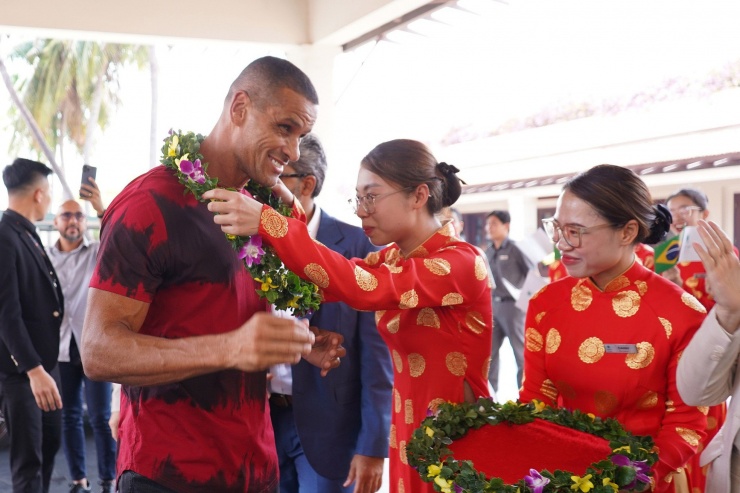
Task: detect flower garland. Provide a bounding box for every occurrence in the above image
[407,398,657,493]
[161,130,321,316]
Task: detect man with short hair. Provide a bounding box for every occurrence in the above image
[81,56,341,493]
[485,210,533,395]
[0,158,64,493]
[270,134,393,493]
[48,189,115,493]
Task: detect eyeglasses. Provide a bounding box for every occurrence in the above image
[58,212,86,221]
[348,187,414,214]
[668,205,702,219]
[541,217,613,248]
[279,173,309,179]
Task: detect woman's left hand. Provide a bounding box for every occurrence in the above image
[203,188,262,237]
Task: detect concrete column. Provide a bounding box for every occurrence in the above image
[507,194,538,240]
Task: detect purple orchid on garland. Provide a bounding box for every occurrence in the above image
[524,469,550,493]
[610,454,651,489]
[239,235,265,267]
[178,157,206,184]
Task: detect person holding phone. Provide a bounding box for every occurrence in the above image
[79,166,105,219]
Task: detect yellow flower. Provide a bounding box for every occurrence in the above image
[586,413,596,420]
[425,426,435,438]
[168,135,179,156]
[532,399,546,413]
[287,297,300,309]
[256,277,278,292]
[433,476,453,493]
[612,445,630,454]
[426,464,441,478]
[602,478,618,492]
[176,153,189,169]
[226,234,236,241]
[570,474,594,492]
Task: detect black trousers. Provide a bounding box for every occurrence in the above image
[0,366,62,493]
[118,471,177,493]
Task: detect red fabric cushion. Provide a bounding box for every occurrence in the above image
[448,419,612,484]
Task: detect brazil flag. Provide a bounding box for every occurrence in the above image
[653,235,680,274]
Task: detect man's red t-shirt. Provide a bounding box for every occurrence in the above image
[91,166,277,492]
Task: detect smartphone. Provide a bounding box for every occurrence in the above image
[80,164,97,198]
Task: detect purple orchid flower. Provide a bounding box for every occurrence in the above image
[524,469,550,493]
[453,484,463,493]
[611,454,650,488]
[239,235,265,267]
[179,159,206,184]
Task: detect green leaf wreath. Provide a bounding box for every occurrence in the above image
[161,129,321,317]
[407,398,658,493]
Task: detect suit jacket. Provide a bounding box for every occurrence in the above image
[0,209,64,377]
[291,209,393,479]
[677,307,740,493]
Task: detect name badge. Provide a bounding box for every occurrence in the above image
[604,344,637,354]
[500,255,509,260]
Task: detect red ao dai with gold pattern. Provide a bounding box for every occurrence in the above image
[258,208,493,493]
[520,261,707,493]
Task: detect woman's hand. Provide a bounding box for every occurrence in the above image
[203,188,262,237]
[694,220,740,333]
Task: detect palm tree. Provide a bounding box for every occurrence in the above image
[3,38,150,198]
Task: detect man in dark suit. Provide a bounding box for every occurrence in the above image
[0,158,65,493]
[270,134,393,493]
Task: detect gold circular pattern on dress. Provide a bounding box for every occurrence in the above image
[525,328,544,352]
[545,329,561,354]
[707,415,717,430]
[389,424,397,449]
[400,441,408,465]
[404,399,414,424]
[417,308,440,328]
[612,290,641,318]
[571,283,593,311]
[681,292,707,314]
[394,389,401,413]
[385,263,403,274]
[535,311,546,324]
[386,314,401,334]
[408,353,426,377]
[697,406,709,416]
[365,251,380,266]
[303,263,329,289]
[605,275,630,292]
[556,380,576,400]
[442,293,463,306]
[399,290,419,309]
[260,208,289,238]
[685,276,699,289]
[594,390,619,415]
[445,352,467,376]
[578,337,605,364]
[531,286,545,301]
[541,379,558,401]
[428,398,445,414]
[375,310,386,325]
[676,427,701,447]
[625,342,655,370]
[637,391,658,409]
[659,317,672,339]
[424,258,452,276]
[354,265,379,292]
[465,311,486,334]
[474,256,487,281]
[635,280,648,296]
[392,350,404,373]
[407,246,429,258]
[482,357,491,381]
[666,399,676,413]
[397,479,404,493]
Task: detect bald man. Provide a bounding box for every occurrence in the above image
[81,56,340,493]
[48,191,115,493]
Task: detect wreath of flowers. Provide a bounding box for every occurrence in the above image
[407,398,658,493]
[160,129,321,317]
